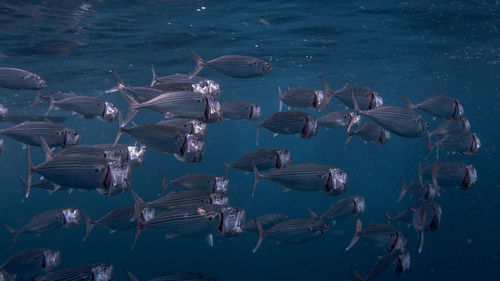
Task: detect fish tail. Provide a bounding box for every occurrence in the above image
[157,169,169,195]
[81,211,95,242]
[345,129,354,147]
[4,224,17,244]
[350,267,364,281]
[306,208,318,218]
[346,218,362,251]
[111,69,126,90]
[188,48,206,78]
[399,92,415,109]
[431,161,440,192]
[425,136,435,158]
[251,161,262,198]
[39,137,53,161]
[348,93,361,133]
[32,91,42,106]
[25,145,33,199]
[45,96,56,116]
[385,211,393,224]
[112,70,138,126]
[398,175,408,202]
[223,161,231,177]
[277,86,283,112]
[252,220,265,253]
[418,231,425,254]
[0,138,3,159]
[150,64,158,87]
[129,190,145,251]
[126,270,140,281]
[255,123,260,146]
[131,223,142,251]
[318,75,333,96]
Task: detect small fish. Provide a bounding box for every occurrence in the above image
[322,79,384,110]
[0,104,7,119]
[3,208,85,244]
[385,206,415,226]
[58,144,146,167]
[317,111,360,129]
[351,250,411,281]
[430,117,470,138]
[126,270,218,281]
[45,95,119,122]
[0,121,80,147]
[258,111,317,139]
[349,94,429,138]
[0,68,46,90]
[345,122,390,146]
[34,91,77,104]
[419,161,477,190]
[400,93,464,120]
[30,263,113,281]
[225,148,292,173]
[253,217,332,252]
[277,76,331,112]
[0,248,61,274]
[222,100,261,120]
[428,131,480,157]
[412,201,441,253]
[346,219,407,253]
[0,115,68,124]
[188,49,271,78]
[398,176,439,202]
[157,119,207,139]
[107,75,164,102]
[151,66,220,98]
[140,190,229,211]
[245,213,288,232]
[252,162,348,197]
[320,196,365,222]
[158,170,229,194]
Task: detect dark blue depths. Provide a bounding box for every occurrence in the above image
[0,1,498,280]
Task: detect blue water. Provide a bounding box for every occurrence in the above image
[0,1,499,280]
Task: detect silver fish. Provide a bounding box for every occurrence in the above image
[4,208,84,244]
[245,213,288,232]
[158,170,229,194]
[0,121,80,147]
[430,117,470,138]
[0,104,7,119]
[0,68,46,90]
[157,119,207,139]
[45,95,119,122]
[0,248,61,274]
[252,162,348,197]
[222,100,261,120]
[18,176,64,194]
[419,162,477,190]
[412,201,441,253]
[151,67,220,98]
[188,49,271,78]
[31,263,113,281]
[401,94,464,119]
[107,73,164,103]
[385,206,415,226]
[0,139,3,158]
[0,115,68,124]
[320,196,365,222]
[126,270,218,281]
[0,271,13,281]
[225,148,292,173]
[322,79,384,110]
[258,111,317,139]
[429,131,480,157]
[253,217,332,252]
[345,122,390,146]
[349,94,429,138]
[317,111,360,129]
[61,144,145,167]
[351,250,411,281]
[135,190,228,214]
[35,91,77,104]
[346,219,407,253]
[398,176,439,202]
[277,76,331,112]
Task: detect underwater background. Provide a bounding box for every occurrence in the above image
[0,0,499,280]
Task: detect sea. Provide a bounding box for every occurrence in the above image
[0,1,498,280]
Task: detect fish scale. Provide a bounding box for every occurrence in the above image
[33,263,112,281]
[145,190,219,210]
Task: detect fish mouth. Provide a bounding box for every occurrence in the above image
[177,135,205,162]
[348,112,361,128]
[101,102,119,122]
[141,207,156,222]
[276,149,292,168]
[204,98,222,123]
[42,250,61,271]
[470,133,481,154]
[192,121,207,138]
[462,165,477,190]
[214,177,229,193]
[62,208,81,227]
[220,207,246,237]
[379,130,391,144]
[250,104,261,120]
[127,145,146,167]
[326,168,348,195]
[301,116,318,138]
[353,197,366,215]
[91,265,114,281]
[369,92,384,109]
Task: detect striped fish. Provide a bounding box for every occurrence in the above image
[157,119,207,140]
[351,250,410,281]
[277,77,330,112]
[412,201,441,253]
[317,111,360,129]
[258,111,317,139]
[320,196,365,222]
[419,161,477,190]
[322,79,383,110]
[401,93,464,119]
[0,121,80,147]
[245,213,288,232]
[158,170,229,194]
[398,176,438,202]
[31,263,113,281]
[127,270,218,281]
[222,100,261,120]
[150,67,220,98]
[143,190,228,211]
[225,148,292,173]
[345,122,390,146]
[45,95,118,122]
[346,219,407,253]
[0,67,46,90]
[429,131,480,157]
[430,118,470,138]
[0,248,60,274]
[385,206,415,225]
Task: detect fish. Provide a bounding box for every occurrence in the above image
[0,139,3,158]
[0,271,13,281]
[258,111,317,139]
[351,250,411,281]
[113,70,222,126]
[412,201,441,253]
[157,119,207,139]
[3,208,85,244]
[222,100,261,120]
[188,49,271,78]
[317,111,361,129]
[385,206,415,226]
[430,117,470,138]
[245,213,288,232]
[34,91,77,104]
[0,248,61,274]
[126,270,218,281]
[252,162,348,197]
[29,263,113,281]
[400,93,464,120]
[0,104,7,119]
[150,67,220,98]
[150,190,229,211]
[320,196,366,222]
[345,122,390,146]
[349,94,429,138]
[0,68,46,90]
[322,79,384,110]
[346,219,407,253]
[106,74,164,103]
[158,170,229,194]
[253,216,332,253]
[58,143,146,167]
[398,176,439,202]
[224,148,292,173]
[0,115,68,124]
[428,131,480,157]
[277,76,331,112]
[45,95,119,122]
[0,121,81,147]
[419,161,477,190]
[18,176,65,195]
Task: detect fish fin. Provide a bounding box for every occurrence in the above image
[4,224,17,244]
[25,145,33,199]
[318,76,333,96]
[347,93,361,133]
[68,188,74,194]
[425,136,435,158]
[277,86,283,112]
[112,70,138,126]
[150,64,158,87]
[188,48,207,78]
[206,234,214,247]
[399,93,415,109]
[307,208,318,218]
[350,267,364,281]
[104,86,119,94]
[252,220,265,253]
[39,137,53,161]
[0,139,3,159]
[126,270,140,281]
[255,123,260,146]
[32,91,42,106]
[398,175,408,202]
[251,161,262,198]
[431,162,440,192]
[418,231,425,254]
[81,211,94,242]
[272,133,279,138]
[223,161,231,177]
[113,111,124,146]
[131,222,142,251]
[157,169,169,195]
[346,218,362,251]
[385,211,393,224]
[130,189,146,250]
[345,128,354,147]
[45,96,56,116]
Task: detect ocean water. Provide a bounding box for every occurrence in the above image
[0,1,498,280]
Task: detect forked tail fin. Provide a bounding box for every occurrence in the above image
[188,48,207,78]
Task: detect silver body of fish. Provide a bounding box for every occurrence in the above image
[150,68,220,98]
[420,161,477,190]
[140,189,229,211]
[0,121,80,147]
[259,111,318,138]
[126,270,218,281]
[157,119,207,139]
[324,81,384,110]
[321,196,365,222]
[398,176,439,202]
[46,95,119,122]
[222,100,261,120]
[0,248,61,274]
[346,219,408,253]
[226,148,292,173]
[317,111,360,129]
[351,250,411,281]
[431,131,480,156]
[245,213,288,232]
[346,122,390,145]
[30,263,113,281]
[0,68,46,90]
[278,77,331,111]
[412,201,441,253]
[401,94,464,119]
[430,118,470,138]
[158,170,229,194]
